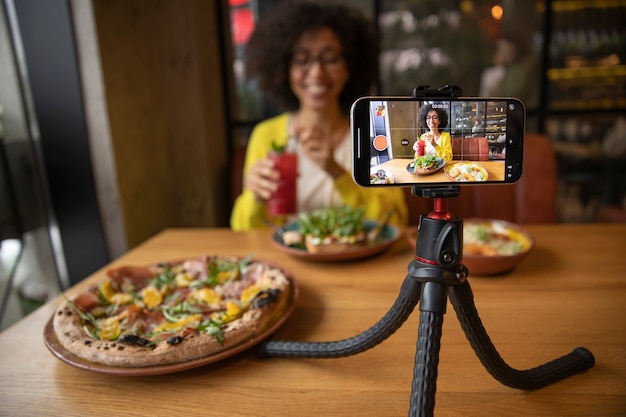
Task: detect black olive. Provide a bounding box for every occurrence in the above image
[251,288,280,308]
[167,336,184,345]
[118,334,151,346]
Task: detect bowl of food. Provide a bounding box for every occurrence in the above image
[407,218,533,275]
[462,219,534,275]
[444,161,488,182]
[370,169,394,184]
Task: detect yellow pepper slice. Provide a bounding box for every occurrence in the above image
[225,301,242,318]
[141,285,163,308]
[96,311,128,340]
[99,280,115,301]
[175,272,194,288]
[153,314,202,334]
[216,268,239,284]
[99,280,133,305]
[190,288,221,306]
[240,284,262,304]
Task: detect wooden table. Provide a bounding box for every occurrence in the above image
[373,158,505,184]
[1,224,625,416]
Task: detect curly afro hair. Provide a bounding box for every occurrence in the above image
[418,104,449,130]
[245,1,378,114]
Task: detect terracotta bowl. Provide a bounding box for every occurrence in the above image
[407,218,534,276]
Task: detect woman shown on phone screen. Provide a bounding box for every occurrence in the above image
[413,104,453,163]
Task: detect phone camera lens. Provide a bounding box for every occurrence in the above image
[508,103,516,111]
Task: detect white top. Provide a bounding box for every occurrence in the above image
[424,138,438,156]
[296,130,351,214]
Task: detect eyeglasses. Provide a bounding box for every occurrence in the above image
[426,115,439,120]
[291,52,345,72]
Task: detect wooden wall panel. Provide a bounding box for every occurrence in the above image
[388,101,419,158]
[92,0,229,248]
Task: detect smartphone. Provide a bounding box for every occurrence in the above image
[351,96,525,187]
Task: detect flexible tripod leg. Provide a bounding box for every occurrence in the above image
[259,184,593,415]
[449,280,595,389]
[258,275,422,358]
[410,281,447,417]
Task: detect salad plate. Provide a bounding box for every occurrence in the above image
[407,157,445,175]
[272,220,401,261]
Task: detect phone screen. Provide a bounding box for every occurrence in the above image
[351,96,525,187]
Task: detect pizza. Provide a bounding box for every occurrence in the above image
[52,255,292,368]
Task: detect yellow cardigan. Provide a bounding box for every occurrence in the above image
[418,131,453,163]
[230,113,408,230]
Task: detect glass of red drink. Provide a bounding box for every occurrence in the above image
[267,151,297,216]
[417,139,425,156]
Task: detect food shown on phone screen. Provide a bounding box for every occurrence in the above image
[444,161,489,182]
[351,97,524,187]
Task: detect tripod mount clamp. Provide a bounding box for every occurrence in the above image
[410,85,462,200]
[412,84,462,98]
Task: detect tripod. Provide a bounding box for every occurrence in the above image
[259,86,594,415]
[259,188,594,416]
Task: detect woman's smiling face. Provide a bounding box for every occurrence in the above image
[426,110,440,130]
[289,28,349,112]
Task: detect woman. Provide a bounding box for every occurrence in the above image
[230,1,407,230]
[413,104,453,163]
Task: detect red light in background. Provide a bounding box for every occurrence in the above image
[230,1,255,45]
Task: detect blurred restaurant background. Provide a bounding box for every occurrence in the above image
[1,0,625,329]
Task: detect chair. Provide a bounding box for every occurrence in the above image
[405,133,558,224]
[595,205,626,222]
[451,137,490,161]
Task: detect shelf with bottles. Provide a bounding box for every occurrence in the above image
[449,101,478,136]
[483,103,506,156]
[449,101,507,137]
[547,64,626,111]
[448,101,507,158]
[546,112,624,152]
[547,111,626,213]
[547,0,626,111]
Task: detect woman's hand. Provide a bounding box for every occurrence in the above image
[297,125,344,179]
[244,158,279,201]
[424,132,436,147]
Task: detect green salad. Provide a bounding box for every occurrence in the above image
[298,205,365,240]
[414,155,439,170]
